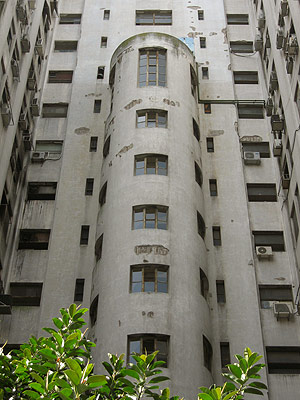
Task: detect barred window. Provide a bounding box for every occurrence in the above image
[136,10,172,25]
[139,49,166,87]
[133,205,168,230]
[128,335,169,366]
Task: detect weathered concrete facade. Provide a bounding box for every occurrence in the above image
[1,0,300,399]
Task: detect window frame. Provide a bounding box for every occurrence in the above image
[134,154,168,176]
[136,10,172,26]
[48,70,73,83]
[128,334,169,366]
[130,265,169,293]
[230,41,253,53]
[233,71,258,84]
[136,110,167,128]
[27,182,57,200]
[247,183,277,202]
[227,14,249,25]
[59,14,81,24]
[132,205,168,230]
[42,103,68,118]
[138,49,166,87]
[10,282,43,306]
[18,229,50,250]
[238,104,264,119]
[54,41,78,52]
[253,231,285,251]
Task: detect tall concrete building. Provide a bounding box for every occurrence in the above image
[1,0,300,398]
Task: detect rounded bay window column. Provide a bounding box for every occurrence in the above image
[93,33,211,397]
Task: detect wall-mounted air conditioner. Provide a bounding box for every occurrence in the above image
[266,97,273,117]
[269,71,278,90]
[18,112,28,130]
[287,35,298,56]
[31,152,48,162]
[1,104,12,128]
[271,114,284,131]
[273,139,282,157]
[22,131,33,151]
[282,174,290,189]
[30,97,40,117]
[256,246,273,259]
[273,302,292,319]
[276,28,284,49]
[255,32,263,51]
[11,59,20,78]
[35,38,44,58]
[258,10,265,29]
[244,152,261,165]
[280,0,289,17]
[21,35,30,53]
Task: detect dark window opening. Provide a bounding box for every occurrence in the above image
[103,136,110,157]
[266,347,300,374]
[27,182,57,200]
[253,231,285,252]
[216,281,226,303]
[242,142,270,158]
[74,279,84,302]
[203,336,213,371]
[18,229,50,250]
[95,234,103,262]
[85,179,94,196]
[128,334,169,366]
[213,226,221,246]
[90,137,98,152]
[200,268,209,300]
[197,212,206,239]
[207,138,214,152]
[195,162,203,187]
[80,225,90,245]
[220,342,231,369]
[10,282,43,306]
[94,100,101,113]
[209,179,218,196]
[97,66,105,79]
[193,118,200,141]
[247,184,277,202]
[204,103,211,114]
[90,295,99,326]
[99,182,107,206]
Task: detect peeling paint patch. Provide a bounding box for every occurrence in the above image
[85,93,95,97]
[187,31,203,38]
[116,143,133,157]
[208,130,224,137]
[74,127,90,135]
[187,5,201,10]
[209,32,218,36]
[274,277,286,281]
[135,244,169,255]
[124,99,142,110]
[190,26,196,31]
[240,135,262,142]
[107,116,115,129]
[163,98,180,107]
[228,64,231,70]
[222,28,228,44]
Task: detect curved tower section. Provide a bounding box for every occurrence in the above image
[92,33,210,397]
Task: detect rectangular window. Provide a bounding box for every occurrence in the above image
[200,268,209,299]
[193,118,200,140]
[213,226,221,246]
[42,103,68,118]
[54,41,78,52]
[103,10,110,20]
[202,67,209,79]
[216,281,226,303]
[253,231,285,251]
[207,137,214,152]
[95,234,103,262]
[74,279,84,302]
[195,162,203,187]
[35,141,63,154]
[190,66,198,98]
[135,155,168,176]
[259,285,293,309]
[10,282,43,306]
[90,137,98,152]
[48,70,73,83]
[233,71,258,84]
[220,343,231,369]
[291,203,299,241]
[94,100,102,113]
[203,336,213,371]
[209,179,218,196]
[230,41,253,53]
[101,37,107,48]
[28,182,57,200]
[128,335,169,366]
[242,142,270,158]
[197,212,206,239]
[227,14,249,25]
[80,225,90,245]
[59,14,81,24]
[85,178,94,196]
[136,10,172,25]
[18,229,51,250]
[103,136,110,157]
[139,49,166,87]
[198,10,204,20]
[238,104,264,119]
[90,295,98,326]
[99,182,107,206]
[137,110,167,128]
[266,347,300,374]
[247,184,277,202]
[97,66,105,79]
[200,37,206,48]
[130,265,168,293]
[133,205,168,230]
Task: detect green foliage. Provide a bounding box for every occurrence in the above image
[0,305,267,400]
[198,347,267,400]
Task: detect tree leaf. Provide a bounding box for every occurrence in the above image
[198,394,214,400]
[65,369,80,386]
[23,390,40,399]
[29,383,45,394]
[123,368,140,380]
[151,360,166,369]
[73,309,88,320]
[52,318,64,330]
[211,387,221,400]
[69,304,77,318]
[239,358,247,373]
[223,391,238,400]
[248,365,265,377]
[53,379,72,389]
[102,361,113,375]
[39,348,57,360]
[30,372,45,386]
[248,381,267,390]
[162,387,170,398]
[65,358,81,378]
[53,332,63,347]
[149,376,170,384]
[77,383,89,394]
[59,388,73,400]
[244,388,264,395]
[228,364,242,379]
[87,375,107,387]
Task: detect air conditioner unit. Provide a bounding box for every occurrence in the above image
[31,151,48,162]
[30,98,40,116]
[258,10,265,29]
[244,151,261,165]
[271,114,284,131]
[22,131,33,151]
[280,0,289,17]
[273,139,282,157]
[273,302,292,319]
[286,56,293,74]
[1,104,12,128]
[18,112,28,130]
[256,246,273,259]
[21,35,30,53]
[0,294,12,315]
[266,97,273,117]
[28,0,36,10]
[282,174,290,189]
[287,35,298,56]
[276,28,284,49]
[255,32,263,51]
[35,38,44,58]
[11,59,20,78]
[269,71,278,90]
